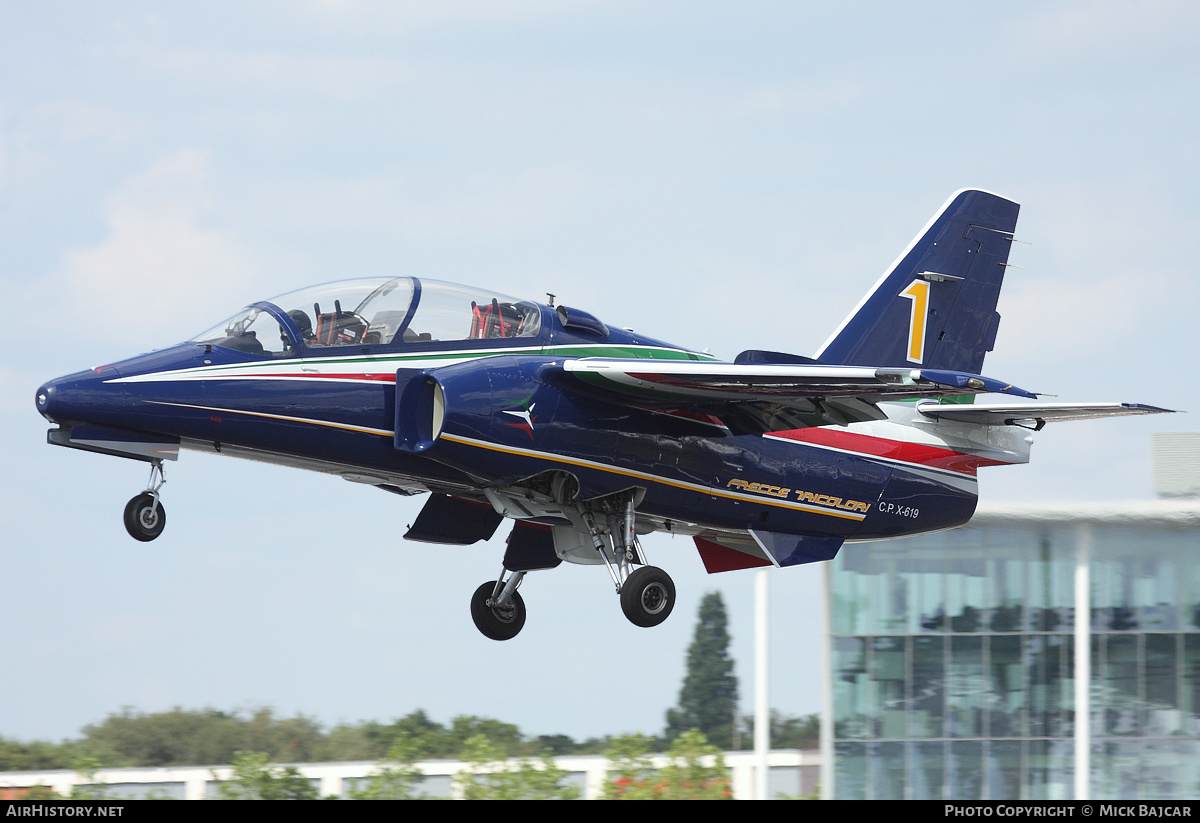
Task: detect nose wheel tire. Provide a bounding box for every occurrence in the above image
[123,493,166,542]
[471,582,526,641]
[620,566,675,628]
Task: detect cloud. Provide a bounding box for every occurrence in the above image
[303,0,603,30]
[104,0,603,102]
[0,364,28,413]
[737,79,863,117]
[0,101,139,201]
[24,100,141,146]
[996,277,1129,359]
[241,165,591,239]
[52,151,261,350]
[993,179,1197,361]
[1013,0,1200,59]
[109,45,417,100]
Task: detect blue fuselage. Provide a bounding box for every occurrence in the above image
[37,303,977,546]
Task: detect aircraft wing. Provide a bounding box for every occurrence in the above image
[915,401,1176,428]
[560,358,1038,404]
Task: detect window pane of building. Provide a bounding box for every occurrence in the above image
[829,510,1200,801]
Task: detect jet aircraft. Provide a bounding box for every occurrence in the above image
[36,189,1171,640]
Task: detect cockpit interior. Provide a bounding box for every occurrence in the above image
[194,277,543,356]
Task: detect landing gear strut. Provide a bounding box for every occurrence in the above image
[471,570,527,641]
[124,461,167,542]
[578,490,675,629]
[466,480,676,639]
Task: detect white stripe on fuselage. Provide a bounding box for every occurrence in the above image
[105,343,712,385]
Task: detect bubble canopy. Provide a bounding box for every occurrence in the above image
[193,277,543,356]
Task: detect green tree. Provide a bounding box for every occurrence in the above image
[238,708,327,763]
[665,592,738,748]
[601,734,659,800]
[334,710,535,761]
[737,710,820,750]
[453,735,579,800]
[602,729,732,800]
[347,734,424,800]
[659,730,732,799]
[75,706,327,767]
[446,716,524,757]
[214,751,320,800]
[0,735,71,771]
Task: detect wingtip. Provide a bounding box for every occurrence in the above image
[1121,403,1181,414]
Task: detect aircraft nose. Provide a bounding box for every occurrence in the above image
[34,382,54,420]
[35,367,126,425]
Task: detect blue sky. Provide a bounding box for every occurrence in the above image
[2,1,1198,744]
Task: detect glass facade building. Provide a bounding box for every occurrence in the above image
[825,501,1200,800]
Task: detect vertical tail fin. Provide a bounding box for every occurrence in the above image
[815,189,1020,374]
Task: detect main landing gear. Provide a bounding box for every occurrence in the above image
[469,487,675,641]
[620,565,676,628]
[123,461,167,542]
[578,491,676,630]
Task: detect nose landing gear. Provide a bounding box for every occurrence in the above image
[471,571,527,641]
[124,461,167,542]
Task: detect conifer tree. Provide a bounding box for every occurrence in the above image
[665,592,738,749]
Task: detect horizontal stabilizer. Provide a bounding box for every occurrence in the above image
[916,401,1176,428]
[404,494,503,544]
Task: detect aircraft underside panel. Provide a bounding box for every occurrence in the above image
[405,494,504,544]
[693,529,846,573]
[422,429,976,542]
[503,521,562,571]
[49,422,180,463]
[750,529,845,566]
[693,535,773,573]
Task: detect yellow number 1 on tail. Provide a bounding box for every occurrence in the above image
[900,280,929,363]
